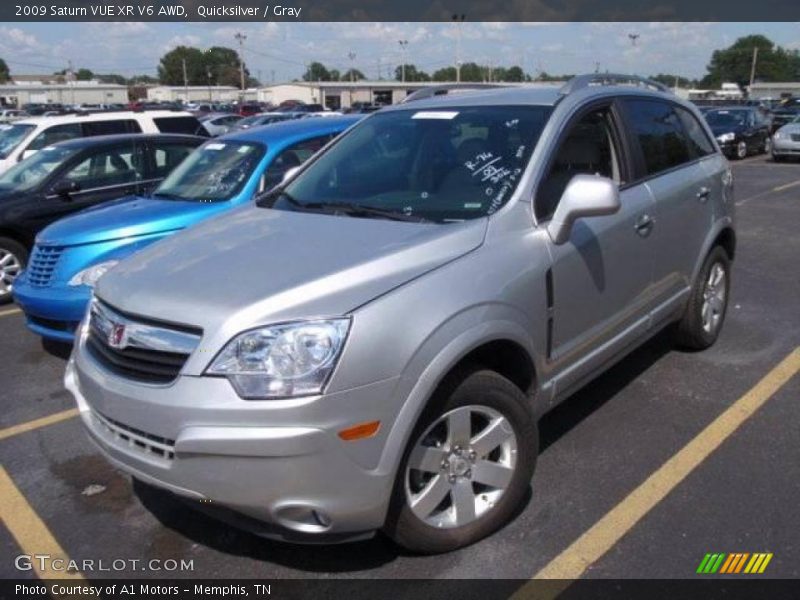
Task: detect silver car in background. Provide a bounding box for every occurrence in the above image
[771,114,800,161]
[66,75,735,553]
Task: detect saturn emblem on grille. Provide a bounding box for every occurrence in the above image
[108,322,127,349]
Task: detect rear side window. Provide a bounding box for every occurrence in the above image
[674,107,715,158]
[153,116,206,137]
[83,119,142,136]
[59,146,145,189]
[27,123,82,151]
[624,99,692,176]
[262,134,335,190]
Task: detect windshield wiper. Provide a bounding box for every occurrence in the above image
[302,201,430,223]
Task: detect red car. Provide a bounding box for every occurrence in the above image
[238,103,261,117]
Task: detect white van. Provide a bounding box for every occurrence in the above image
[0,110,206,174]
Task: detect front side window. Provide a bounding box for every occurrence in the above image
[675,107,715,158]
[0,123,35,159]
[152,141,198,178]
[262,135,334,190]
[537,107,621,221]
[0,145,78,191]
[152,140,265,202]
[273,105,551,223]
[27,123,83,152]
[83,119,142,136]
[624,99,692,176]
[59,146,144,189]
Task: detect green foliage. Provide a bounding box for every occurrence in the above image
[0,58,9,83]
[702,35,800,87]
[394,64,431,82]
[158,45,250,87]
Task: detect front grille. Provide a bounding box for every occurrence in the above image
[29,315,79,333]
[26,245,64,287]
[92,411,175,460]
[791,134,800,142]
[86,300,201,384]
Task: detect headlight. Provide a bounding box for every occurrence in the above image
[773,131,782,140]
[68,260,119,288]
[717,132,736,143]
[207,318,350,399]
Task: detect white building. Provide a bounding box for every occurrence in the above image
[258,81,433,109]
[0,80,128,108]
[748,82,800,101]
[146,85,258,103]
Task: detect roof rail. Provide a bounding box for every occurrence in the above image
[560,74,671,95]
[402,83,510,103]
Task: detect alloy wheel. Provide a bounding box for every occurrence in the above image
[0,247,23,299]
[736,141,747,159]
[405,405,518,529]
[701,262,727,334]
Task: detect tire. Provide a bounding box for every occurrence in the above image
[0,236,28,305]
[772,154,784,163]
[735,140,747,160]
[384,368,537,554]
[674,246,731,350]
[762,137,771,154]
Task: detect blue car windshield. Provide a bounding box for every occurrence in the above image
[275,105,552,223]
[0,123,35,159]
[152,140,266,202]
[0,145,78,191]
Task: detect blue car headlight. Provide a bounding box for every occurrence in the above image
[68,260,119,288]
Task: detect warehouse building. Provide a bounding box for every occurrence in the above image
[146,85,258,103]
[257,81,431,109]
[0,80,128,108]
[748,82,800,100]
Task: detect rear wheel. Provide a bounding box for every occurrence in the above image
[384,369,537,554]
[0,237,27,305]
[735,140,747,160]
[762,136,771,154]
[674,246,731,350]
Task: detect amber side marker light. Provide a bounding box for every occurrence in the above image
[338,421,381,441]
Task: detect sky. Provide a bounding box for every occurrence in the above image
[1,22,798,83]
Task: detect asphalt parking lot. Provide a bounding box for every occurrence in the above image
[1,155,799,583]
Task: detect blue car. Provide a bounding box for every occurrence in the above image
[13,115,361,342]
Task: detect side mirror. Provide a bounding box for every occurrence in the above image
[546,174,620,245]
[51,179,81,199]
[281,165,301,184]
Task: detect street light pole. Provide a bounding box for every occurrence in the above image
[234,32,247,101]
[348,51,356,107]
[452,14,465,83]
[398,40,408,82]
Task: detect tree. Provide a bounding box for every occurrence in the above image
[303,61,331,82]
[650,73,696,88]
[329,69,341,81]
[158,46,206,86]
[0,58,11,83]
[342,68,365,82]
[702,35,800,88]
[129,74,159,85]
[75,68,93,81]
[394,64,430,82]
[503,66,525,82]
[97,73,127,85]
[432,66,457,81]
[204,46,249,88]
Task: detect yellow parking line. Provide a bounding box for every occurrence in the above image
[0,466,84,580]
[512,347,800,597]
[0,307,22,318]
[772,179,800,192]
[0,408,79,442]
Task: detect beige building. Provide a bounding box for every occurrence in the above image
[748,82,800,100]
[258,81,432,109]
[146,85,258,103]
[0,81,128,107]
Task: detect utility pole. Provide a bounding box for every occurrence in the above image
[452,14,465,83]
[182,58,188,103]
[595,61,600,74]
[234,32,247,100]
[347,51,356,107]
[398,40,408,83]
[749,46,759,88]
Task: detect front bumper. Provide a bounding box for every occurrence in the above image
[65,335,400,540]
[772,137,800,157]
[13,278,90,342]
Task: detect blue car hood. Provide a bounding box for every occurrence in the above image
[37,195,226,247]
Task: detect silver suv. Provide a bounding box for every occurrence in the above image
[66,75,735,553]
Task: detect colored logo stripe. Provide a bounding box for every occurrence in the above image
[698,552,773,574]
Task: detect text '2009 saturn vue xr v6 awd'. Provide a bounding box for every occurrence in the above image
[65,75,735,553]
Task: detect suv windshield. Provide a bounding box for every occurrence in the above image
[152,140,265,202]
[271,105,551,222]
[0,123,35,159]
[0,145,79,192]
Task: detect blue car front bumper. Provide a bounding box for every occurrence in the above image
[13,277,90,342]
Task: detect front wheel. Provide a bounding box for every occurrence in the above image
[0,237,28,305]
[674,246,731,350]
[384,369,537,554]
[735,140,748,160]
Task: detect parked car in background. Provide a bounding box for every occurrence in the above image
[768,107,800,136]
[0,109,29,123]
[14,115,360,340]
[0,111,207,175]
[232,113,299,130]
[65,76,735,552]
[238,103,262,117]
[0,133,202,304]
[703,106,770,159]
[771,114,800,162]
[199,113,244,136]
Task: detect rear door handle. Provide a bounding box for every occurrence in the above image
[634,214,655,237]
[697,187,710,202]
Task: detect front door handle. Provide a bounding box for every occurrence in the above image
[697,187,710,203]
[635,214,655,237]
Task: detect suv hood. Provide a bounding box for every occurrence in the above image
[37,195,225,246]
[96,207,487,337]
